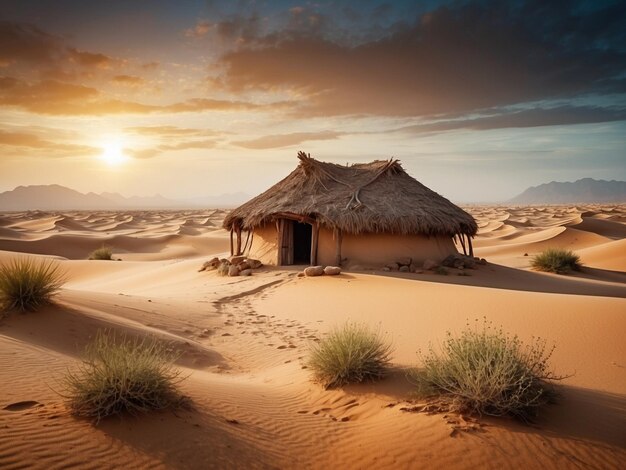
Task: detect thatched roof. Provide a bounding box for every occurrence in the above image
[223,152,477,237]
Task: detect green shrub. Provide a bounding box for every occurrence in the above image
[412,320,564,421]
[308,322,392,388]
[89,246,113,260]
[0,258,65,312]
[64,331,187,422]
[531,248,581,274]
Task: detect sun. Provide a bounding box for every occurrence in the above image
[100,141,127,165]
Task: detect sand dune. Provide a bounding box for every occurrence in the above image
[0,205,625,469]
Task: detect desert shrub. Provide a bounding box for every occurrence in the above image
[531,248,581,274]
[89,246,113,260]
[434,266,448,275]
[64,331,187,421]
[0,258,65,312]
[412,320,564,421]
[308,322,392,388]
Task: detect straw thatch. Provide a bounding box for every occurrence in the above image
[223,152,477,238]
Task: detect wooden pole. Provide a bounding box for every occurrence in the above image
[235,225,242,255]
[229,228,234,256]
[468,236,474,257]
[310,222,319,266]
[335,228,342,266]
[277,219,284,265]
[460,233,467,256]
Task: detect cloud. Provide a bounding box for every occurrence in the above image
[112,74,145,86]
[216,1,626,118]
[126,139,217,159]
[0,129,100,157]
[0,76,288,115]
[125,126,220,137]
[0,21,63,66]
[233,130,342,149]
[397,106,626,135]
[67,47,116,69]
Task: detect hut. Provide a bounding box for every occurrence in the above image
[223,152,477,268]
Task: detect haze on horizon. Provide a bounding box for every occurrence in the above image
[0,0,625,203]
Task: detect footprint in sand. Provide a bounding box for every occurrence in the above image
[3,401,42,411]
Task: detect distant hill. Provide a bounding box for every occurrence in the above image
[510,178,626,204]
[0,184,183,210]
[0,184,246,210]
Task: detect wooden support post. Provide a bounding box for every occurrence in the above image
[335,228,343,266]
[310,222,319,266]
[277,219,284,265]
[235,225,242,256]
[468,236,474,257]
[229,228,234,256]
[460,233,467,256]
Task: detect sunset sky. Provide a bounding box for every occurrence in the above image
[0,0,624,203]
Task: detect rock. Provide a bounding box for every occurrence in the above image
[441,255,457,268]
[228,255,246,265]
[297,272,305,277]
[398,265,410,272]
[324,266,341,275]
[217,261,231,276]
[479,258,487,265]
[385,262,399,271]
[228,265,240,277]
[382,267,391,272]
[423,259,438,270]
[442,253,475,269]
[396,257,412,267]
[239,269,252,276]
[304,266,324,277]
[414,269,424,274]
[237,261,251,271]
[523,253,529,257]
[198,256,220,272]
[246,259,263,269]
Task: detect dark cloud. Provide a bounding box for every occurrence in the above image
[217,0,626,118]
[0,20,62,66]
[67,47,116,69]
[397,106,626,135]
[233,130,342,149]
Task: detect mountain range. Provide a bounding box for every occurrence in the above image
[1,179,624,210]
[0,185,249,210]
[510,178,626,204]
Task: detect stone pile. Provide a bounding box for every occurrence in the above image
[199,256,264,277]
[381,254,488,274]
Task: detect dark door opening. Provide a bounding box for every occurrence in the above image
[293,222,312,265]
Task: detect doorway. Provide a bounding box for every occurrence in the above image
[279,219,312,265]
[293,222,312,265]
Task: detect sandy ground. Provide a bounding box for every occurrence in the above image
[0,205,624,469]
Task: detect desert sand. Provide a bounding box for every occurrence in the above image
[0,205,624,469]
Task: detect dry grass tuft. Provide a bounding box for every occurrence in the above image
[89,246,114,260]
[63,331,188,422]
[531,248,581,274]
[412,320,565,421]
[308,322,392,388]
[0,258,65,312]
